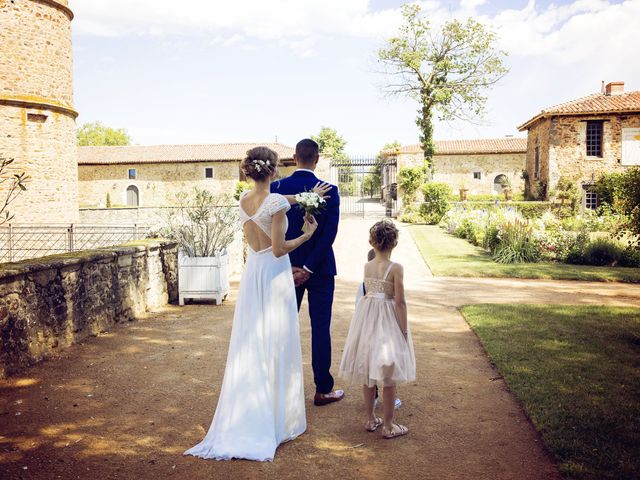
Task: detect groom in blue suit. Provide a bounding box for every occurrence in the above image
[271,139,344,406]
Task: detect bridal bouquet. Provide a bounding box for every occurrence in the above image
[295,191,326,217]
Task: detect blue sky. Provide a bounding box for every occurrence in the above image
[70,0,638,154]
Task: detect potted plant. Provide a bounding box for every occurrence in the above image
[158,188,238,305]
[499,176,513,201]
[459,181,469,201]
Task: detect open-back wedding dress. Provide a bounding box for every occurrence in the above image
[184,193,306,461]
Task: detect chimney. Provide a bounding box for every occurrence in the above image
[605,81,624,96]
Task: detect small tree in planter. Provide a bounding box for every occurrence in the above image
[499,176,513,201]
[157,188,239,305]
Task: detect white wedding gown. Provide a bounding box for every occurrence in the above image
[184,193,306,461]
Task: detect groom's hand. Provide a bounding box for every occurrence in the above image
[292,267,311,287]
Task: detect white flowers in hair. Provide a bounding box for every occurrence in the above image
[252,159,271,173]
[295,191,326,215]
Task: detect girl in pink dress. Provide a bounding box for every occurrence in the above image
[339,220,416,439]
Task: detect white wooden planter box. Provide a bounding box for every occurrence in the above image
[178,251,230,306]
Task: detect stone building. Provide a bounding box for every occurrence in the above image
[518,81,640,206]
[396,138,527,195]
[0,0,79,224]
[78,143,299,208]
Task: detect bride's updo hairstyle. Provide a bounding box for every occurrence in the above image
[369,219,399,252]
[241,146,278,181]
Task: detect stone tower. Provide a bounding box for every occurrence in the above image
[0,0,79,224]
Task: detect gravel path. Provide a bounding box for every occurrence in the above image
[2,218,638,479]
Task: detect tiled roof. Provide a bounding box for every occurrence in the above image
[78,143,295,165]
[518,91,640,130]
[395,137,527,155]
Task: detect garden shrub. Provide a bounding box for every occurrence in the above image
[580,238,623,266]
[594,167,640,246]
[620,247,640,268]
[419,182,451,224]
[565,228,592,264]
[492,218,540,263]
[398,166,426,204]
[446,193,525,202]
[399,211,423,224]
[234,181,251,201]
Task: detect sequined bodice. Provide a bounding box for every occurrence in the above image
[364,278,395,298]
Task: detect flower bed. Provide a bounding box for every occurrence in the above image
[441,206,639,266]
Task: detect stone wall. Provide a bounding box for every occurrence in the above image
[398,151,526,195]
[0,239,178,378]
[525,119,551,197]
[0,0,79,224]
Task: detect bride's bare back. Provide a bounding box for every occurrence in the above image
[240,190,287,252]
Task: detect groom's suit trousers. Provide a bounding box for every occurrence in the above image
[295,273,335,394]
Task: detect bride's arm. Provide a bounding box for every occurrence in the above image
[271,210,316,258]
[283,182,332,205]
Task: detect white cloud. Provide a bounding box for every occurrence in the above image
[69,0,640,149]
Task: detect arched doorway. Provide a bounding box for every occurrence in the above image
[493,174,508,193]
[126,185,139,206]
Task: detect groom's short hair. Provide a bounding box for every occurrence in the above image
[295,139,319,164]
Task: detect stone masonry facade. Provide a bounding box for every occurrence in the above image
[78,162,300,208]
[78,162,241,208]
[0,0,79,224]
[398,151,525,195]
[525,114,640,196]
[0,239,178,377]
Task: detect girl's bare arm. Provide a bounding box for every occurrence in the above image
[393,264,408,338]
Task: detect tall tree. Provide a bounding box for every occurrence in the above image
[378,4,508,174]
[77,121,132,146]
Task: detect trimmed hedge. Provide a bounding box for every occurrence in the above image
[449,201,553,219]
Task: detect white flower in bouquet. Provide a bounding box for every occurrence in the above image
[295,191,326,216]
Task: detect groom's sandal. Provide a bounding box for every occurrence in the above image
[382,423,409,439]
[313,389,345,406]
[365,417,383,432]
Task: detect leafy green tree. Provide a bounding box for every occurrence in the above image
[0,156,28,225]
[312,127,355,195]
[419,182,452,224]
[77,121,132,146]
[311,126,348,161]
[378,4,508,174]
[398,166,426,205]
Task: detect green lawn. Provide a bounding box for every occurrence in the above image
[462,304,640,480]
[409,225,640,283]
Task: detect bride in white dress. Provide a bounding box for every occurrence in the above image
[184,146,328,462]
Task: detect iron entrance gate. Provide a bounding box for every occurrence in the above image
[329,156,397,217]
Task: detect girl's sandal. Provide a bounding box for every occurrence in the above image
[365,417,383,432]
[382,423,409,439]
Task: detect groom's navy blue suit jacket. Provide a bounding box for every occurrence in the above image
[271,170,339,276]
